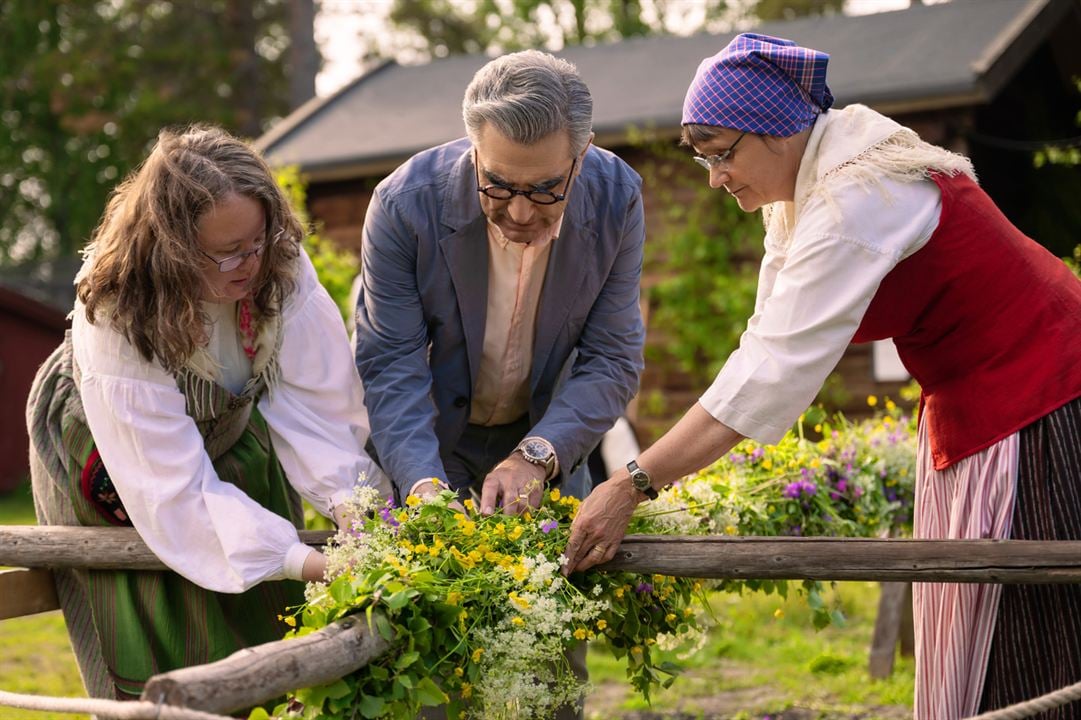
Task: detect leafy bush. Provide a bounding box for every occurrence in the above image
[275,166,359,323]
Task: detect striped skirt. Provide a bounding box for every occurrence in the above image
[914,396,1081,719]
[27,338,305,700]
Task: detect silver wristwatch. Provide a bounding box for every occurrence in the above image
[515,436,557,480]
[627,459,657,500]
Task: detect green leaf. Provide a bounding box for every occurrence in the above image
[415,677,449,706]
[374,612,395,641]
[247,708,270,720]
[395,650,421,670]
[358,694,386,718]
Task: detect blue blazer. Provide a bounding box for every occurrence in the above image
[355,138,645,498]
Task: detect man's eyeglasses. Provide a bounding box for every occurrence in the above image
[693,132,747,171]
[475,156,578,206]
[199,228,283,273]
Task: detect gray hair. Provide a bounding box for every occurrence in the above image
[463,50,593,157]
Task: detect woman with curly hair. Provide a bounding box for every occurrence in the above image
[27,124,386,700]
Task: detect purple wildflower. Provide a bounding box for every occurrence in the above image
[783,480,818,499]
[636,582,653,594]
[378,504,399,528]
[540,520,558,534]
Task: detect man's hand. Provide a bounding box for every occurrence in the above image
[411,479,466,514]
[561,474,640,575]
[479,453,546,515]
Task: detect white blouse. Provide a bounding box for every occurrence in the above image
[72,250,381,593]
[699,176,942,443]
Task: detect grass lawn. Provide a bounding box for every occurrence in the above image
[1,481,85,720]
[1,483,914,719]
[585,581,914,719]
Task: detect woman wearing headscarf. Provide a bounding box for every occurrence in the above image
[27,125,388,700]
[564,33,1081,718]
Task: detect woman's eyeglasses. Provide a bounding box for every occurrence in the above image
[693,132,747,171]
[199,229,284,273]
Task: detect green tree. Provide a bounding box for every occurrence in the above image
[379,0,843,60]
[0,0,303,263]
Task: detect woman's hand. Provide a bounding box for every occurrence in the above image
[301,549,328,582]
[561,475,640,575]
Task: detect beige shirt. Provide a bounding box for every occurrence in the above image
[468,218,560,426]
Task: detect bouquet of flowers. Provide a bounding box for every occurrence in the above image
[266,401,916,719]
[270,487,709,720]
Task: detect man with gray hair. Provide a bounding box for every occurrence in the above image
[355,49,645,527]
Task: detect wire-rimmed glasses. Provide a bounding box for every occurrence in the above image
[692,132,747,171]
[198,228,283,272]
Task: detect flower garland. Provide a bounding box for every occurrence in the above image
[264,402,916,719]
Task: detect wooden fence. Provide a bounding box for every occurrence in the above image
[4,526,1081,715]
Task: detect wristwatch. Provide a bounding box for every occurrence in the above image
[627,460,658,500]
[515,436,557,481]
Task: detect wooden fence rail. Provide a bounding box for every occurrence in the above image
[4,525,1081,714]
[4,526,1081,583]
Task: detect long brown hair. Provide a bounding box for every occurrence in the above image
[78,125,301,373]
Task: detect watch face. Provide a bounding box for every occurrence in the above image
[631,471,650,490]
[522,439,552,461]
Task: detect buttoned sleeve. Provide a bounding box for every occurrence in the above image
[699,177,941,442]
[259,249,384,517]
[72,309,308,593]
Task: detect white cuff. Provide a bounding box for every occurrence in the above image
[283,543,317,581]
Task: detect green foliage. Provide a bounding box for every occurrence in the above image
[0,0,297,263]
[1065,245,1081,279]
[377,0,839,60]
[275,166,359,323]
[268,488,712,719]
[632,134,764,386]
[1033,77,1081,169]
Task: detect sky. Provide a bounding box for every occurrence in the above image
[313,0,923,98]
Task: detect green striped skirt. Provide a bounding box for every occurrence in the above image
[27,337,305,700]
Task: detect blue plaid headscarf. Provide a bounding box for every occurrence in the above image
[682,33,834,137]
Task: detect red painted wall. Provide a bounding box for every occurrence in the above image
[0,287,68,494]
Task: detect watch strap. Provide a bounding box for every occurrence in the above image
[627,459,658,500]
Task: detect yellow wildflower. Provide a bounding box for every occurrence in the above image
[549,488,561,502]
[665,613,677,622]
[396,511,409,524]
[463,498,474,511]
[867,395,878,407]
[774,608,785,620]
[511,616,525,627]
[762,459,773,470]
[446,591,462,606]
[724,524,738,535]
[405,494,421,507]
[413,543,428,555]
[454,667,464,677]
[283,615,296,627]
[461,683,473,699]
[573,628,588,640]
[596,619,607,630]
[472,648,485,663]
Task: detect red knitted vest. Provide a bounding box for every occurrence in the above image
[852,172,1081,469]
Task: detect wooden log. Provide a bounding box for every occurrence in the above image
[3,527,1081,583]
[598,536,1081,583]
[0,526,332,571]
[142,613,392,714]
[0,568,60,620]
[868,581,907,678]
